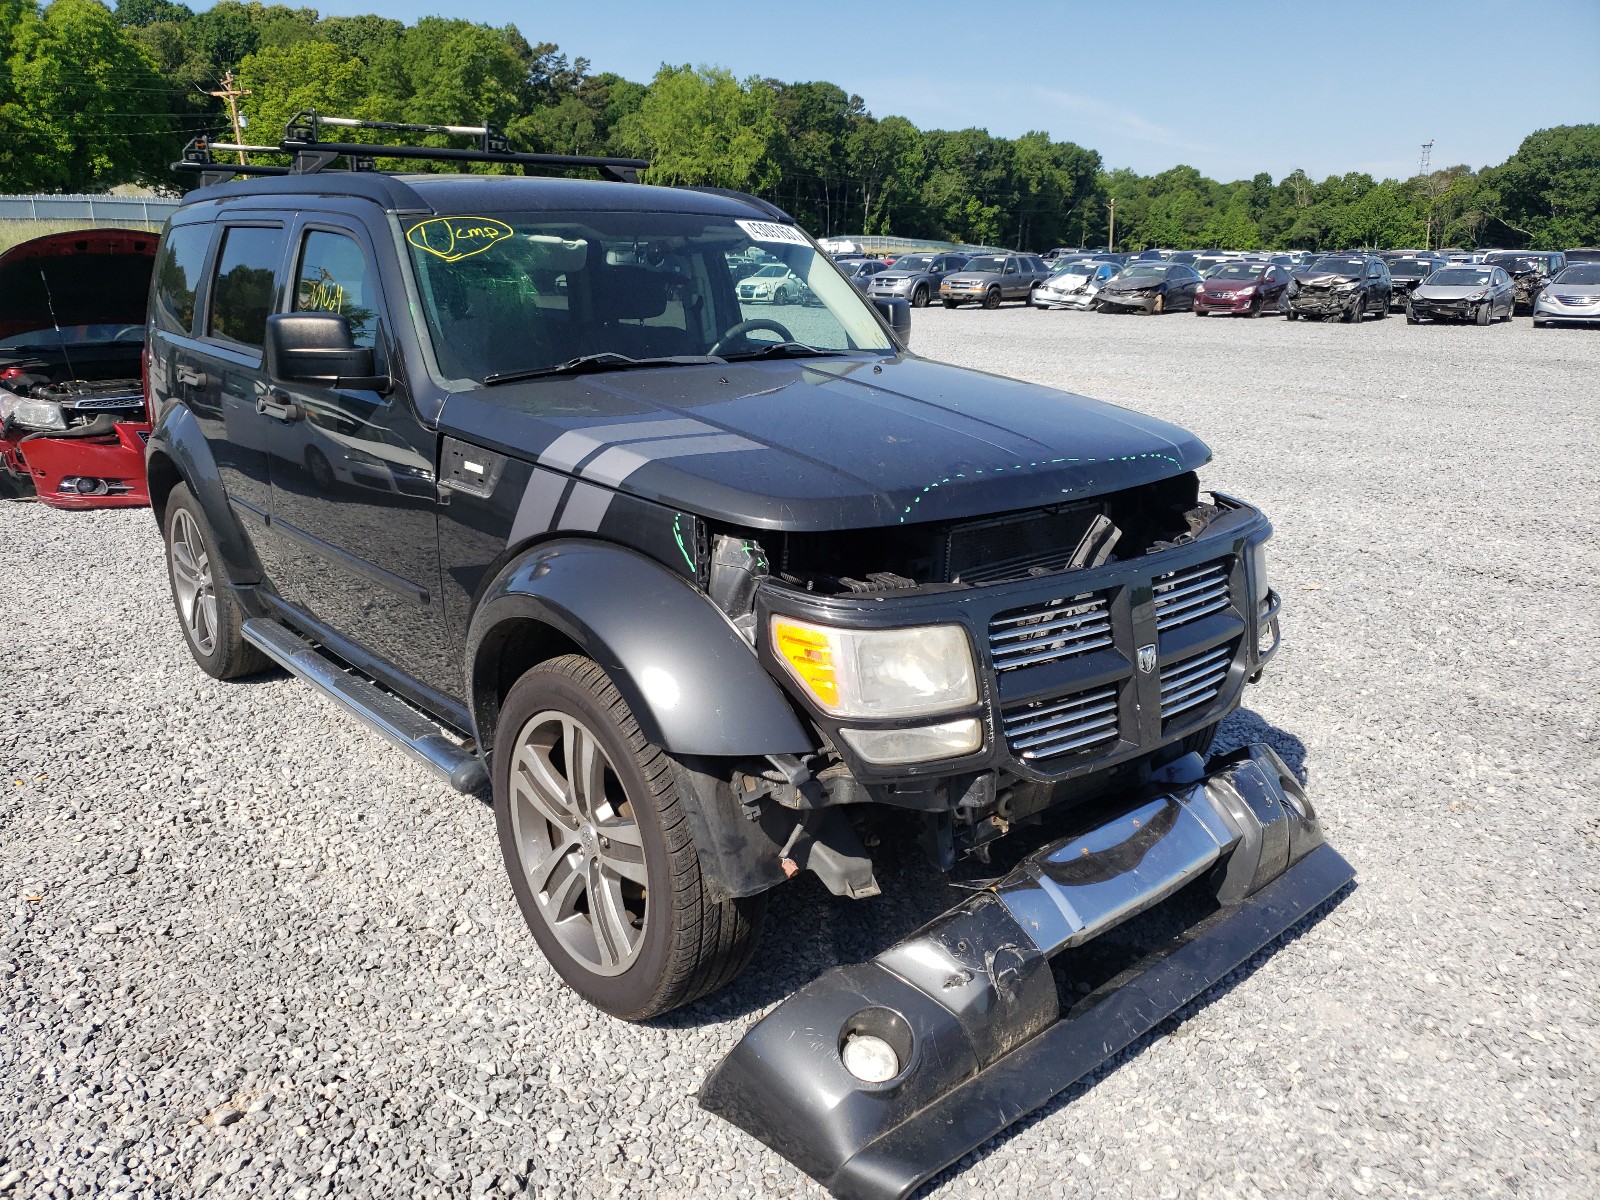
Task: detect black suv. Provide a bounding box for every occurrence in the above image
[145,117,1290,1025]
[1286,253,1393,322]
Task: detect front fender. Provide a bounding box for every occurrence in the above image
[145,401,261,585]
[466,539,815,758]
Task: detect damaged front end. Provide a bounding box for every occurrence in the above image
[0,378,151,508]
[700,743,1353,1200]
[1287,276,1360,318]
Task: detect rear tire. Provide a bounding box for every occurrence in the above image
[163,483,269,680]
[493,655,765,1020]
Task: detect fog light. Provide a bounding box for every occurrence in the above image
[840,1033,899,1083]
[838,718,982,765]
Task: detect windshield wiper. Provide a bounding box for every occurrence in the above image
[721,342,846,362]
[483,352,725,386]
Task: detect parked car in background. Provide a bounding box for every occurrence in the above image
[1193,260,1292,317]
[736,263,815,306]
[1405,264,1515,325]
[0,227,156,508]
[939,253,1051,308]
[1041,246,1082,262]
[1383,255,1443,308]
[1095,260,1203,313]
[1563,247,1600,265]
[866,252,970,308]
[1532,262,1600,327]
[1484,251,1566,313]
[1286,253,1391,322]
[836,258,889,292]
[1030,259,1118,309]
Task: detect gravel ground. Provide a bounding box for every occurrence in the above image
[3,307,1597,1200]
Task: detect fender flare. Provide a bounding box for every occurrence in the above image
[144,401,262,585]
[466,538,815,759]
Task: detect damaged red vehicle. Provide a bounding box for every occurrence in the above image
[0,228,156,508]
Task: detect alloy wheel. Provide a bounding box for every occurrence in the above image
[169,508,218,657]
[508,710,648,976]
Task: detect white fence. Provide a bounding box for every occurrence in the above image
[0,193,180,224]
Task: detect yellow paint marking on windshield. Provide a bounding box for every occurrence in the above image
[407,218,514,263]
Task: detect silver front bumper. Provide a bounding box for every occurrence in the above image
[701,742,1354,1199]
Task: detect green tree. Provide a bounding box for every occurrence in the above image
[1489,125,1600,247]
[615,64,776,191]
[236,39,366,151]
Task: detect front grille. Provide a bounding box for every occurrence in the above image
[988,593,1113,672]
[1002,685,1119,761]
[1160,642,1235,724]
[1153,559,1230,633]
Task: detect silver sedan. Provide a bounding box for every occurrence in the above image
[1533,263,1600,327]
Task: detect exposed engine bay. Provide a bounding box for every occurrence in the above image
[1,377,150,505]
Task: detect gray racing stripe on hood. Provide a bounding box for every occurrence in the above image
[538,418,716,473]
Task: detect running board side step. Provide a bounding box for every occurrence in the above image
[242,618,488,792]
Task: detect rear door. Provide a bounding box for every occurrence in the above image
[189,220,289,540]
[262,216,451,691]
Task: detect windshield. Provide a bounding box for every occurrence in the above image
[752,264,789,278]
[1309,256,1363,274]
[1430,268,1493,286]
[1118,263,1168,280]
[403,211,893,385]
[961,256,1008,274]
[0,323,145,351]
[891,255,935,272]
[1554,264,1600,285]
[1485,253,1545,273]
[1388,261,1430,278]
[1209,263,1260,281]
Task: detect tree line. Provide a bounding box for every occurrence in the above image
[2,0,1596,251]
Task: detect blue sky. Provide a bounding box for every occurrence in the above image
[239,0,1599,181]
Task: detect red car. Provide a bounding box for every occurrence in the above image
[0,228,156,508]
[1193,260,1292,317]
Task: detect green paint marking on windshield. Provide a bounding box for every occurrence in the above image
[673,513,695,572]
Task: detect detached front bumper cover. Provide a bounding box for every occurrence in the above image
[700,743,1354,1200]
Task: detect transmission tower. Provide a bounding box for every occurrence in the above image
[1419,140,1433,178]
[1419,140,1435,248]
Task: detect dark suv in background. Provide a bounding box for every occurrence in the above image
[1286,253,1392,322]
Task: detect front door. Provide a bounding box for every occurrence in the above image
[262,220,452,695]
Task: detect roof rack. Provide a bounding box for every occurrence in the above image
[174,111,649,188]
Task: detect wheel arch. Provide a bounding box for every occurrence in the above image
[144,401,262,584]
[465,538,816,761]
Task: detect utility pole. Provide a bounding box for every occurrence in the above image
[1106,197,1116,252]
[206,71,251,165]
[1419,140,1434,248]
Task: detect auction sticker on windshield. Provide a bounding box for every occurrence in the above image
[736,220,811,247]
[406,218,514,262]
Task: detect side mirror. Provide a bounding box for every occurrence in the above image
[873,296,912,347]
[265,313,388,392]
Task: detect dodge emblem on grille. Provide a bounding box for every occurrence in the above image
[1137,643,1157,674]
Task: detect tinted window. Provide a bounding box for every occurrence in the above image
[1003,259,1018,274]
[152,224,211,336]
[294,231,379,348]
[209,226,283,348]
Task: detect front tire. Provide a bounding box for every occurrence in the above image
[163,483,268,680]
[983,287,1002,310]
[911,285,929,308]
[942,298,958,309]
[493,655,764,1020]
[1286,308,1300,321]
[1152,292,1166,315]
[1475,301,1492,326]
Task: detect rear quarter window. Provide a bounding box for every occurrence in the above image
[152,224,212,336]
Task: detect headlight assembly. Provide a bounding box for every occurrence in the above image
[770,617,978,719]
[0,391,67,432]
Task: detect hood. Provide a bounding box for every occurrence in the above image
[1413,284,1488,300]
[439,355,1210,531]
[1103,274,1162,292]
[943,271,1003,284]
[1293,269,1358,286]
[871,271,918,283]
[1201,277,1258,293]
[1043,272,1093,288]
[0,228,157,342]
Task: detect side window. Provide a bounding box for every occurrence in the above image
[1003,259,1018,275]
[209,226,284,348]
[294,230,379,348]
[152,224,211,336]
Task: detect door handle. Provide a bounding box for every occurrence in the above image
[256,391,302,422]
[175,364,208,388]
